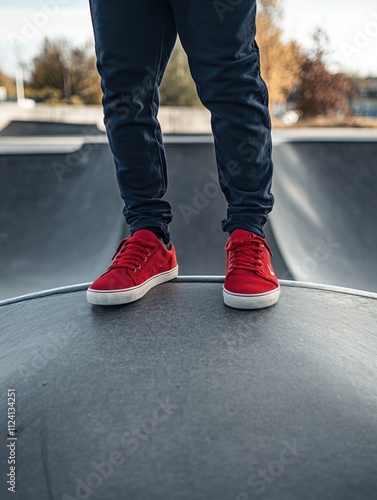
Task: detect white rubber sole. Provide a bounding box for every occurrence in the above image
[87,266,179,306]
[223,285,280,310]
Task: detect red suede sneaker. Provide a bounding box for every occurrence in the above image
[87,229,178,306]
[223,229,280,309]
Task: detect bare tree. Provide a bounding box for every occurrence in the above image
[297,28,355,117]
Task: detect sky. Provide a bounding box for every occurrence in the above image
[0,0,376,78]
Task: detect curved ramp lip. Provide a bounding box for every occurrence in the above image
[0,134,215,155]
[272,130,377,143]
[2,130,376,154]
[0,136,106,155]
[1,277,376,307]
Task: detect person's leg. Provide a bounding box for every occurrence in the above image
[170,0,279,309]
[89,0,177,243]
[87,0,179,306]
[170,0,273,238]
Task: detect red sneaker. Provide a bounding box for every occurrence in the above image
[223,229,280,309]
[87,229,178,306]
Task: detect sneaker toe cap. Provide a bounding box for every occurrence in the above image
[225,273,279,295]
[89,270,133,292]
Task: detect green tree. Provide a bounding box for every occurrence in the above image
[29,38,101,104]
[68,43,102,104]
[30,39,66,97]
[159,39,202,107]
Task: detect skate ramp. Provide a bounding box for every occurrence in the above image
[271,139,377,291]
[1,133,376,300]
[0,120,105,136]
[0,142,125,300]
[0,279,376,500]
[0,137,289,300]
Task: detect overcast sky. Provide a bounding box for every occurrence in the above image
[1,0,376,77]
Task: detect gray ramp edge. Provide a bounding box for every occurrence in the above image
[0,279,376,500]
[0,120,105,136]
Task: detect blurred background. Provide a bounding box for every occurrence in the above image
[0,0,376,299]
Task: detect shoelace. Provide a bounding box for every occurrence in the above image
[226,237,272,272]
[109,238,156,272]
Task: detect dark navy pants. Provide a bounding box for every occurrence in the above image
[89,0,274,242]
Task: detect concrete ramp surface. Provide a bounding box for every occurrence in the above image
[0,280,376,500]
[0,143,124,300]
[1,129,376,499]
[0,132,376,299]
[271,139,377,292]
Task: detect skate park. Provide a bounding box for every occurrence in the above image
[0,121,377,500]
[1,122,376,298]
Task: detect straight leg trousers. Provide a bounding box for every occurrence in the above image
[89,0,274,242]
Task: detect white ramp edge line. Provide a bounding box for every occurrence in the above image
[1,278,376,306]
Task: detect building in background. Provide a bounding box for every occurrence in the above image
[352,77,377,118]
